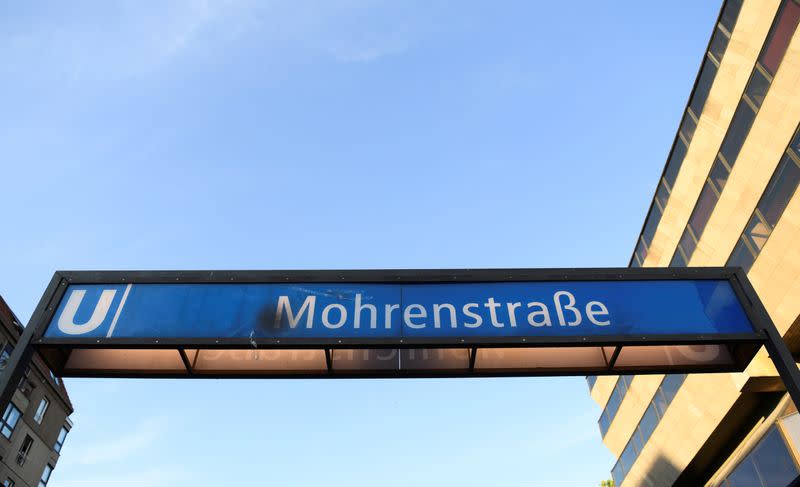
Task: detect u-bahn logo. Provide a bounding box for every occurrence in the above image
[57,284,132,336]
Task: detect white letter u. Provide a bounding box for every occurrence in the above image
[57,289,116,335]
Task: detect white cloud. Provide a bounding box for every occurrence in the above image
[68,416,168,465]
[1,0,437,81]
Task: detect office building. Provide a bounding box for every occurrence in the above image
[590,0,800,485]
[0,297,73,487]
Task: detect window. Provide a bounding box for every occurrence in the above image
[1,403,21,439]
[708,24,731,64]
[719,0,744,35]
[710,156,731,193]
[664,138,688,190]
[791,131,800,156]
[34,398,49,424]
[598,376,634,437]
[610,375,686,485]
[670,247,688,267]
[0,344,13,371]
[745,65,772,109]
[633,239,647,267]
[49,369,60,387]
[38,464,53,487]
[719,100,757,166]
[680,111,698,143]
[641,204,662,247]
[689,59,719,117]
[637,403,660,442]
[728,135,800,273]
[759,153,800,226]
[4,479,14,487]
[586,375,597,391]
[723,427,799,486]
[688,180,721,239]
[54,426,68,453]
[673,178,721,265]
[760,0,800,76]
[728,237,757,273]
[16,435,33,466]
[655,180,670,211]
[676,226,697,264]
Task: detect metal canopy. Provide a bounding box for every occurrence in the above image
[28,267,768,379]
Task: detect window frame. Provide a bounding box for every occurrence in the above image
[54,426,69,454]
[34,397,49,425]
[38,464,53,487]
[1,403,22,439]
[16,435,33,466]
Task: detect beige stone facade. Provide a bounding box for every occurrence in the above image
[595,1,800,485]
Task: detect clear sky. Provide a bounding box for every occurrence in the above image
[0,1,722,485]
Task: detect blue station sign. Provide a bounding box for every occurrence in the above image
[44,280,753,340]
[31,269,766,379]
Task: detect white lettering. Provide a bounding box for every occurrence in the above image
[433,303,457,329]
[485,297,504,328]
[526,302,552,327]
[586,301,610,326]
[462,303,482,328]
[404,304,427,329]
[275,295,316,329]
[322,303,347,329]
[57,289,117,335]
[354,294,377,329]
[506,302,521,327]
[385,304,400,329]
[553,291,581,326]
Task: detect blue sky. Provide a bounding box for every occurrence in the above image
[0,1,721,485]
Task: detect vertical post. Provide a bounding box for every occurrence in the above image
[0,274,64,413]
[733,269,800,408]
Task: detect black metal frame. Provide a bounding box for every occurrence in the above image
[2,267,798,408]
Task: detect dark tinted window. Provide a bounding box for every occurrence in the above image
[687,182,720,242]
[599,413,611,436]
[753,428,799,486]
[638,403,660,443]
[664,138,688,190]
[680,111,698,142]
[709,25,731,63]
[661,374,686,402]
[760,154,800,227]
[746,67,772,109]
[791,130,800,156]
[710,157,731,193]
[641,206,662,247]
[634,239,647,267]
[619,442,637,473]
[655,180,670,211]
[611,463,624,487]
[690,59,719,116]
[728,237,757,273]
[671,249,688,267]
[760,0,800,76]
[720,101,757,166]
[744,213,771,253]
[727,458,761,487]
[720,0,744,34]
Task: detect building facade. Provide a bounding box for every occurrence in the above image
[0,297,73,487]
[590,0,800,485]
